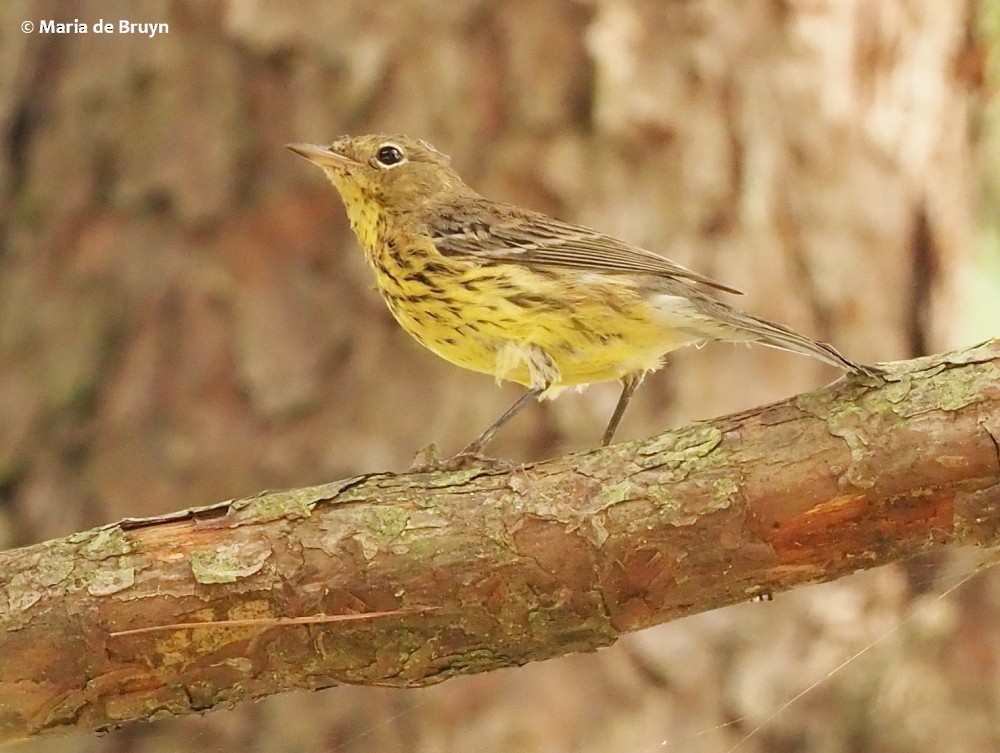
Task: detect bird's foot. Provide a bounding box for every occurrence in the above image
[409,443,514,473]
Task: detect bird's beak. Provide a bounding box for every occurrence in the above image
[286,143,355,168]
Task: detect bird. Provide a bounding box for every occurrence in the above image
[288,134,875,456]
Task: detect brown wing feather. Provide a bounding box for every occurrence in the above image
[427,201,743,295]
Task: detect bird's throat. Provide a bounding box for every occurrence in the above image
[325,174,382,258]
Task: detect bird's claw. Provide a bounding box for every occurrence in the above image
[409,443,514,473]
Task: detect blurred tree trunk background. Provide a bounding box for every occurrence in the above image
[1,1,996,752]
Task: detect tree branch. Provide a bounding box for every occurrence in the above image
[2,342,999,742]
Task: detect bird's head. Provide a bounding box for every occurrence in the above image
[287,134,474,214]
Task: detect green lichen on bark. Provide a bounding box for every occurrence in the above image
[230,486,321,523]
[712,477,740,505]
[87,565,136,596]
[190,543,272,584]
[78,526,135,560]
[903,362,1000,413]
[637,424,723,465]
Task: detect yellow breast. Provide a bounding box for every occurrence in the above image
[367,239,693,390]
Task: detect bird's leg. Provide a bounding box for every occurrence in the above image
[601,373,644,446]
[459,387,544,457]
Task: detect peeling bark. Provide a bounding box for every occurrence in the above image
[1,341,999,742]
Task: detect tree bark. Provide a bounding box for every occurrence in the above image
[2,341,998,743]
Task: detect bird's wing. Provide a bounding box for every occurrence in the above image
[428,202,742,295]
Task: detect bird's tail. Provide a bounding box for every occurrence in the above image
[718,308,880,376]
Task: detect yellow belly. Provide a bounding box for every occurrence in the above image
[332,178,704,390]
[379,261,696,389]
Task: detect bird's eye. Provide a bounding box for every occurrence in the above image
[374,144,405,167]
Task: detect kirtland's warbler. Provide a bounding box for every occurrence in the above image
[289,135,875,454]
